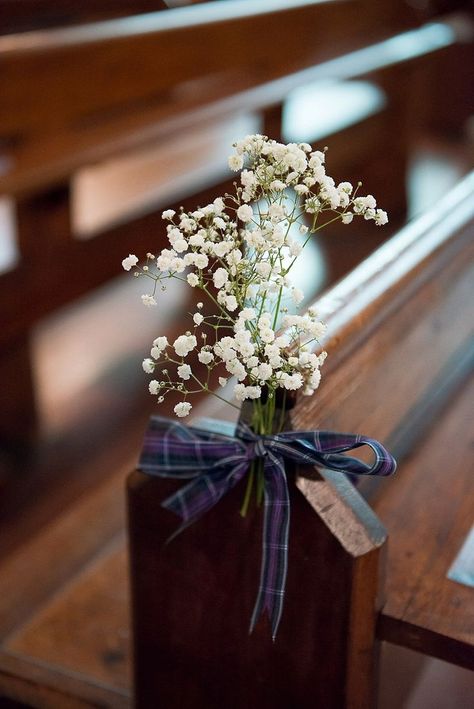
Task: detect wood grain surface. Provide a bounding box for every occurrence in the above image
[375,377,474,669]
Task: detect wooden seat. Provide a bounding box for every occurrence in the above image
[1,174,471,707]
[375,378,474,669]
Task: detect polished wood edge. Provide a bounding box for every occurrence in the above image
[0,0,343,56]
[304,173,474,372]
[0,649,130,708]
[386,335,474,462]
[357,335,474,503]
[347,546,385,708]
[0,19,461,196]
[376,614,474,671]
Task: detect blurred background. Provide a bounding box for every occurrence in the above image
[0,1,472,707]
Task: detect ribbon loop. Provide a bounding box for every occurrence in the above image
[139,416,396,638]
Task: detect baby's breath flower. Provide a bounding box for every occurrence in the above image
[281,372,304,390]
[153,336,168,350]
[234,383,247,402]
[257,363,272,381]
[353,195,376,214]
[173,238,188,253]
[149,380,160,395]
[338,182,353,194]
[268,204,286,222]
[173,334,197,357]
[122,254,138,271]
[239,307,256,321]
[228,154,244,171]
[198,350,214,365]
[193,254,209,269]
[270,179,286,191]
[214,217,226,230]
[260,327,275,344]
[225,295,238,311]
[187,273,199,287]
[124,135,388,422]
[237,204,253,222]
[294,184,309,194]
[180,216,195,232]
[213,197,225,213]
[174,401,192,417]
[177,364,192,380]
[213,268,228,289]
[141,294,157,307]
[142,358,155,373]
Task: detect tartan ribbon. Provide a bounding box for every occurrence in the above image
[139,415,396,639]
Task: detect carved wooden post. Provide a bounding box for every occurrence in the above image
[127,406,387,708]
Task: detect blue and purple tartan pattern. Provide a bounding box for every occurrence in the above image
[138,415,397,639]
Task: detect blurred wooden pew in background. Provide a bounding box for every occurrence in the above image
[0,0,169,34]
[1,0,472,452]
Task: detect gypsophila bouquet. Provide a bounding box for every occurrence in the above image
[123,134,388,513]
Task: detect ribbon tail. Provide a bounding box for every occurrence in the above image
[249,452,290,641]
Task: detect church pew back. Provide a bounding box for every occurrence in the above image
[0,0,413,139]
[1,4,458,197]
[0,0,168,34]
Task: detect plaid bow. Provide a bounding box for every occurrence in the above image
[139,416,396,639]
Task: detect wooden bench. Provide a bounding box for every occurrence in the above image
[0,174,472,707]
[2,0,471,450]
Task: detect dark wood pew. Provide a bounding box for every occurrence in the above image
[0,1,168,34]
[0,0,416,193]
[0,174,471,707]
[1,1,471,452]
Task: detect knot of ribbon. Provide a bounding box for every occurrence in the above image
[138,416,396,639]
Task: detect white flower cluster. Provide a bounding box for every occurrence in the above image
[227,135,388,227]
[123,135,388,419]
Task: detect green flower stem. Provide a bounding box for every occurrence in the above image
[277,390,288,433]
[240,465,254,517]
[240,386,289,515]
[284,212,345,276]
[188,372,241,411]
